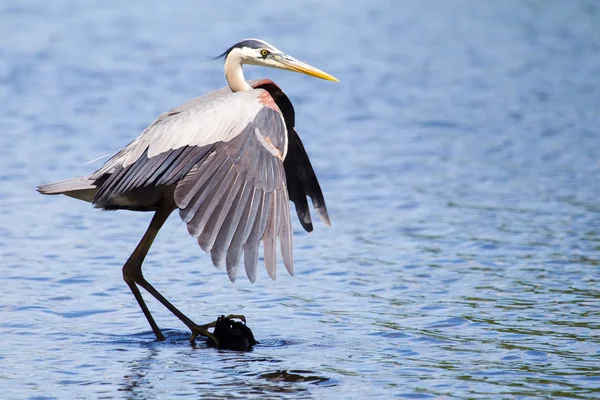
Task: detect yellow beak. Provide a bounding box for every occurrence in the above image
[278,55,339,82]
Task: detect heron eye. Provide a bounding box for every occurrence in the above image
[260,49,269,58]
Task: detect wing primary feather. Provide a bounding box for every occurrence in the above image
[254,191,272,246]
[243,191,267,282]
[174,150,217,206]
[279,181,294,276]
[190,164,239,238]
[226,188,260,279]
[179,153,230,223]
[199,171,243,255]
[181,160,232,233]
[177,150,224,209]
[213,181,252,272]
[226,257,239,282]
[263,191,278,280]
[190,163,236,241]
[243,242,260,283]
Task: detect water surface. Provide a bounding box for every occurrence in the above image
[1,0,599,398]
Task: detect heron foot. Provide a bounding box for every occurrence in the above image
[191,315,257,351]
[190,323,219,346]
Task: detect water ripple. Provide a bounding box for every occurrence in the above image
[1,0,600,399]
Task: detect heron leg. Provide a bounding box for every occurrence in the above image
[125,279,165,341]
[133,276,220,345]
[122,206,219,344]
[134,272,249,346]
[122,206,174,341]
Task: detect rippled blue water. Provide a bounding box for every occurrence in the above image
[1,0,599,398]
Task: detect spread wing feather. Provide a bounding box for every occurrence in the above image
[90,88,265,181]
[43,80,329,282]
[174,107,292,282]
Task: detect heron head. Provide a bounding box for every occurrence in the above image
[217,38,338,82]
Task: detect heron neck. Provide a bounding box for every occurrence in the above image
[224,53,252,92]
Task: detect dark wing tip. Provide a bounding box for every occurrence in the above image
[314,202,331,227]
[300,220,314,232]
[296,206,314,232]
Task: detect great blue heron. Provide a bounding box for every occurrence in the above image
[38,38,337,347]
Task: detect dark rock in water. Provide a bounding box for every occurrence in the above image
[207,315,258,351]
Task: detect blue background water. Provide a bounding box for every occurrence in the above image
[1,0,599,398]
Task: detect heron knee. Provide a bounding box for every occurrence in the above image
[122,263,143,283]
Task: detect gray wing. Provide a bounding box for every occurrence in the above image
[174,106,292,282]
[91,87,293,282]
[92,88,265,177]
